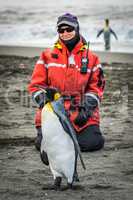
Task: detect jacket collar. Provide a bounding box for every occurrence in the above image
[54,36,87,54]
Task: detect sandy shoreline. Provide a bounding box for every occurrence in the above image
[0,55,133,200]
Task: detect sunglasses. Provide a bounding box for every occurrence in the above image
[57,26,75,34]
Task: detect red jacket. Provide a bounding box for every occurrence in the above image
[28,37,105,132]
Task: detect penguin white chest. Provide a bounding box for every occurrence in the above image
[41,107,75,183]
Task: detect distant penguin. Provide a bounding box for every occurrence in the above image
[40,90,80,189]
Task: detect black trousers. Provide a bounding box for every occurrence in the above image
[76,125,105,152]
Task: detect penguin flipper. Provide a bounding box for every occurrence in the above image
[40,137,49,165]
[40,150,49,166]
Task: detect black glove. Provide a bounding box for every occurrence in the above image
[74,95,98,127]
[32,87,59,108]
[45,87,59,101]
[74,107,90,127]
[32,91,46,108]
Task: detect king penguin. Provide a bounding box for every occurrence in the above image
[40,91,79,189]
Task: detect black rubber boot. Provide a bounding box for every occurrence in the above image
[35,127,42,151]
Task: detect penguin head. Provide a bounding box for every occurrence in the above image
[45,87,60,102]
[43,88,61,113]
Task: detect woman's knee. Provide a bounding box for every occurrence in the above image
[80,135,104,152]
[91,134,105,151]
[77,125,105,152]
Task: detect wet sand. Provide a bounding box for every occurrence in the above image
[0,55,133,200]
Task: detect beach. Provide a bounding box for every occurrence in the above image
[0,52,133,200]
[0,0,133,199]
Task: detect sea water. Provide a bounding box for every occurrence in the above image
[0,0,133,52]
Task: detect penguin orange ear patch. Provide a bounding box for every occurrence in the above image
[54,93,61,101]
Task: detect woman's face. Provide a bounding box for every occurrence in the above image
[58,25,76,41]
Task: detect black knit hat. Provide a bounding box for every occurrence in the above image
[57,13,79,30]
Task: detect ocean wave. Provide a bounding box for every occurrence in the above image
[0,1,133,47]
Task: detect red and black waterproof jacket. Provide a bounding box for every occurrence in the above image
[28,37,105,132]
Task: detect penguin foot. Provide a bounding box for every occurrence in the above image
[42,184,61,191]
[67,183,73,189]
[53,185,61,191]
[42,183,83,191]
[40,151,49,166]
[42,177,62,191]
[42,177,61,191]
[73,171,80,182]
[54,177,62,190]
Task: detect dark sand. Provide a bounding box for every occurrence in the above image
[0,55,133,200]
